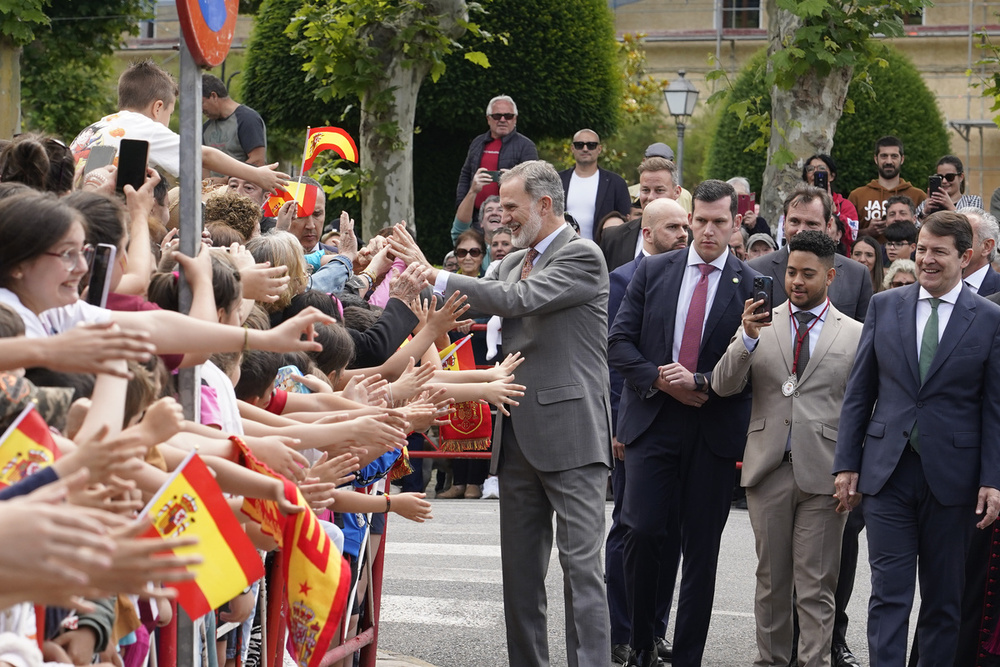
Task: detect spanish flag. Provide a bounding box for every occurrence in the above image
[0,405,60,490]
[302,126,359,172]
[263,181,320,218]
[139,451,264,618]
[233,437,351,667]
[438,336,492,451]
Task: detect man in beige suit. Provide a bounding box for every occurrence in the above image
[712,229,863,667]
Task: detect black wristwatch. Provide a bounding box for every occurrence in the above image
[693,372,707,392]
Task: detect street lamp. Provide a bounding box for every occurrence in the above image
[663,70,700,188]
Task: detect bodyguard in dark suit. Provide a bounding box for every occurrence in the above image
[601,157,682,271]
[606,198,690,664]
[559,129,631,243]
[749,185,872,322]
[833,211,1000,666]
[609,180,757,667]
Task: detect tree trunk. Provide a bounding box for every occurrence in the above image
[0,37,21,139]
[358,0,468,240]
[760,0,852,226]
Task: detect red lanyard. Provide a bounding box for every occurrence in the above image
[791,299,830,374]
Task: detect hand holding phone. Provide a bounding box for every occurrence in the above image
[116,138,149,194]
[928,174,942,198]
[813,171,829,191]
[752,276,774,324]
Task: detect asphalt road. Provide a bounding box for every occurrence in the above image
[376,497,919,667]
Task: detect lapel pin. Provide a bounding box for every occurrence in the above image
[732,277,739,284]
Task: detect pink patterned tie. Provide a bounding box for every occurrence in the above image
[520,248,539,280]
[678,264,715,371]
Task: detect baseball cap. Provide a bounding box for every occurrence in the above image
[747,233,778,252]
[645,142,676,161]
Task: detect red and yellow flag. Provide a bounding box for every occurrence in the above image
[438,336,492,451]
[139,451,264,618]
[302,126,358,172]
[233,437,351,667]
[0,405,60,490]
[263,181,320,218]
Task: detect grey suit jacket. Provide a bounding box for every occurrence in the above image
[749,246,873,322]
[712,302,863,495]
[441,225,613,473]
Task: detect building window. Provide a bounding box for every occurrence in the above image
[722,0,761,29]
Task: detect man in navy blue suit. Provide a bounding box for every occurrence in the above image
[606,197,690,665]
[957,206,1000,297]
[609,180,757,667]
[833,211,1000,666]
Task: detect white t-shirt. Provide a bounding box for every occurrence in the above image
[70,109,181,177]
[566,170,600,241]
[0,289,111,338]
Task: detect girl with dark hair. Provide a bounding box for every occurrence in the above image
[803,153,859,253]
[916,154,983,219]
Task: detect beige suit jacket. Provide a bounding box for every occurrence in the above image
[711,301,862,495]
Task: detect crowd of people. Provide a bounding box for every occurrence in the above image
[4,53,1000,667]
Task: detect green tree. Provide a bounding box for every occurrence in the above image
[705,46,949,219]
[710,0,928,221]
[20,1,154,139]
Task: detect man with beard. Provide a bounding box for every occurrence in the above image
[848,136,926,232]
[559,129,631,242]
[392,160,613,667]
[607,197,690,665]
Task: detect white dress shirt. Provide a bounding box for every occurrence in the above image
[672,246,730,363]
[916,281,962,358]
[964,264,989,294]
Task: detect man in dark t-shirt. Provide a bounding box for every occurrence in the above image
[202,74,267,176]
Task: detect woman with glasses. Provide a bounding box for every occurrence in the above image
[916,155,982,220]
[883,259,917,290]
[454,229,486,278]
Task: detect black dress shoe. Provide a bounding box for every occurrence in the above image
[612,643,631,666]
[654,636,673,662]
[832,643,862,667]
[625,649,659,667]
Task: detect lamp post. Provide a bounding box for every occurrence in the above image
[663,70,700,188]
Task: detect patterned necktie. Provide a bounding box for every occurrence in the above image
[520,248,539,280]
[911,297,941,453]
[793,311,816,379]
[678,264,716,372]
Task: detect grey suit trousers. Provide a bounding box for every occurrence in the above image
[497,419,611,667]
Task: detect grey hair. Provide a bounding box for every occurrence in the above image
[486,95,518,116]
[478,195,500,222]
[726,177,751,195]
[883,259,917,290]
[958,206,1000,262]
[500,160,565,216]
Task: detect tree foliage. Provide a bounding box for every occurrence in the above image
[20,0,154,139]
[704,46,949,196]
[0,0,49,46]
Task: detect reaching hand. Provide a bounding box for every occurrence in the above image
[388,263,428,304]
[41,323,155,377]
[388,492,433,522]
[251,163,291,193]
[482,376,526,417]
[427,291,473,334]
[388,223,430,267]
[240,262,291,304]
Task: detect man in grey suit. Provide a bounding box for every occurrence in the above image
[713,231,862,667]
[391,160,613,667]
[833,211,1000,665]
[749,185,873,322]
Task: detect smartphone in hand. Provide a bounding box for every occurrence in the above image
[86,243,117,308]
[753,276,773,324]
[115,138,149,193]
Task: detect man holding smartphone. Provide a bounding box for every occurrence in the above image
[713,231,863,667]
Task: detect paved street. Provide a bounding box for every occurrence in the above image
[377,497,918,667]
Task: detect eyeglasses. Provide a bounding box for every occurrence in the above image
[489,113,515,121]
[804,165,828,174]
[455,247,483,258]
[573,141,599,150]
[937,172,961,182]
[44,244,93,270]
[885,240,913,248]
[891,278,916,288]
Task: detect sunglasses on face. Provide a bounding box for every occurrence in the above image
[489,113,515,121]
[573,141,599,150]
[937,172,961,182]
[455,247,483,258]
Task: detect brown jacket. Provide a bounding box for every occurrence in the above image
[848,179,927,230]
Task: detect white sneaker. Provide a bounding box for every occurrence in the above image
[481,476,500,499]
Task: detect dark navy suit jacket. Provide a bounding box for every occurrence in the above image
[608,248,757,458]
[607,254,645,433]
[834,283,1000,506]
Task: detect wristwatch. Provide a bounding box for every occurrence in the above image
[693,372,707,392]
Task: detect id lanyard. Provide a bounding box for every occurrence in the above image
[790,299,830,376]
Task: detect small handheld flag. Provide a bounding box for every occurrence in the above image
[0,405,60,490]
[301,127,358,172]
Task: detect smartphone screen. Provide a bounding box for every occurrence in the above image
[813,171,828,191]
[115,138,149,193]
[83,145,116,175]
[753,276,773,323]
[86,243,117,308]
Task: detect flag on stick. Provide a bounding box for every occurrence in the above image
[0,405,60,490]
